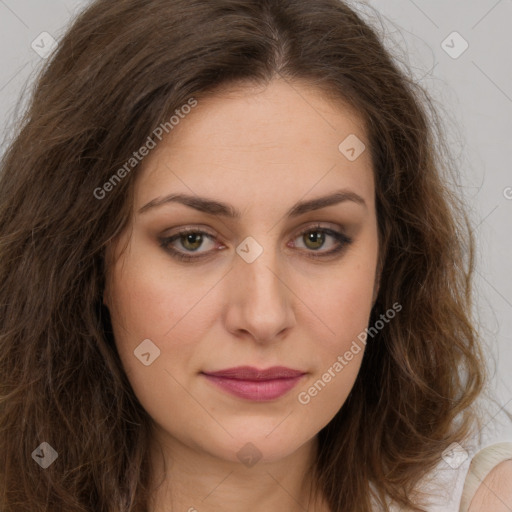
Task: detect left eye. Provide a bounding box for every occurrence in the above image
[159,225,352,262]
[293,227,343,252]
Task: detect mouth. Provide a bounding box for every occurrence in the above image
[201,366,307,401]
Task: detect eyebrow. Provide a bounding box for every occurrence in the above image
[138,188,366,218]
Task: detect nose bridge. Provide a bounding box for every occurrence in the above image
[227,234,295,340]
[236,233,286,305]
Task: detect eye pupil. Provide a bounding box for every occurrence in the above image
[304,231,325,250]
[182,233,203,251]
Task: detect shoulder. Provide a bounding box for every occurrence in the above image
[464,443,512,512]
[467,458,512,511]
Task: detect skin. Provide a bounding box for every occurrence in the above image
[104,78,380,512]
[468,460,512,512]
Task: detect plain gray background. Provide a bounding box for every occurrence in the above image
[1,0,511,449]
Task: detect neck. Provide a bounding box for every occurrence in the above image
[147,425,329,512]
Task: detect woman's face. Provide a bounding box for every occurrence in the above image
[104,78,380,465]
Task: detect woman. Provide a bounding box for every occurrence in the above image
[0,0,510,510]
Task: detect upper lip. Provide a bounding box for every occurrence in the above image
[202,366,306,380]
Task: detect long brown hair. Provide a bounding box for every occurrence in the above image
[0,0,486,510]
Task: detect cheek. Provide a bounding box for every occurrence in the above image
[306,252,377,346]
[106,244,218,392]
[108,248,205,342]
[300,276,371,388]
[295,238,377,410]
[106,257,200,419]
[294,271,373,419]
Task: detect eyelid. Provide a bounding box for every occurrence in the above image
[289,223,352,259]
[158,222,352,262]
[160,221,343,241]
[158,226,221,262]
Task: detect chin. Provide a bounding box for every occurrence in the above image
[199,422,312,466]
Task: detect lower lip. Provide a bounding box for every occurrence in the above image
[202,374,305,401]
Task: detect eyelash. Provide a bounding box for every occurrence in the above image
[159,224,353,263]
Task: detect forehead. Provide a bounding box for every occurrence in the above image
[135,78,374,211]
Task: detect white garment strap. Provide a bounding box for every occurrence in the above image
[459,442,512,512]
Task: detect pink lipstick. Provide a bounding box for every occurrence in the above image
[201,366,306,401]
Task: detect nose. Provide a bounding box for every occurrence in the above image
[223,241,297,344]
